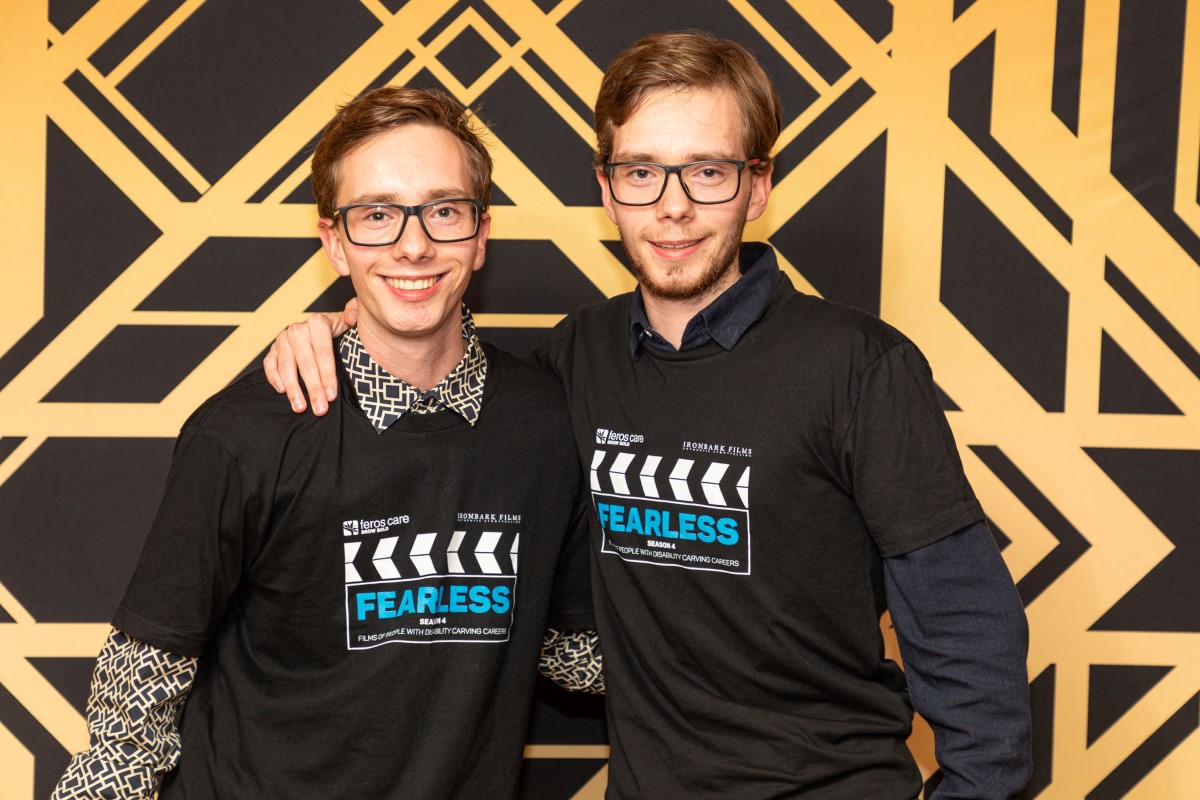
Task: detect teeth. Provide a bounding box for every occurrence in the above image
[656,242,698,250]
[385,276,438,290]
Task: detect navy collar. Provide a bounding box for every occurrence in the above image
[629,242,781,360]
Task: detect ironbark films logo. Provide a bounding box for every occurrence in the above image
[1,2,1197,798]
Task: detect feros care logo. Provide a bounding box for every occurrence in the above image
[595,427,644,447]
[342,519,359,536]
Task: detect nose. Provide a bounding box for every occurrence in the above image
[657,170,694,219]
[389,211,436,260]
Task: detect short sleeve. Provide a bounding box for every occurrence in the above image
[545,477,594,631]
[113,426,254,658]
[841,342,983,557]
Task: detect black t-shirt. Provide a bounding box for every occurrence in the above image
[114,344,592,799]
[537,276,982,799]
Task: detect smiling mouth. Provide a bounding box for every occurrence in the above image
[384,275,441,291]
[651,238,703,250]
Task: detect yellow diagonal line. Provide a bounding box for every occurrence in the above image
[481,0,604,115]
[1080,667,1200,791]
[45,0,149,82]
[201,0,457,204]
[569,763,608,800]
[790,0,897,94]
[49,80,186,228]
[729,0,830,92]
[956,444,1058,586]
[749,91,887,239]
[359,0,395,25]
[76,58,209,193]
[106,0,206,84]
[0,581,37,627]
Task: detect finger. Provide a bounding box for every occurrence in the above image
[289,321,328,416]
[276,323,308,413]
[307,314,340,404]
[344,297,359,328]
[329,310,349,337]
[263,339,285,393]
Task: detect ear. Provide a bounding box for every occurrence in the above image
[471,212,491,273]
[318,218,350,277]
[596,166,619,225]
[744,161,774,223]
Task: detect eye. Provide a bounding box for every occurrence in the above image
[688,163,733,184]
[350,205,398,227]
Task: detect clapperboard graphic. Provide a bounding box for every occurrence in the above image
[343,524,518,649]
[590,448,752,575]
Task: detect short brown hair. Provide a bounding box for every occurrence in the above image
[593,31,781,173]
[311,86,493,218]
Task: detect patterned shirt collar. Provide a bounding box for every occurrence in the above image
[338,306,487,433]
[629,242,782,359]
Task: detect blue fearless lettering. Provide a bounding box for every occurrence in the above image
[609,504,626,532]
[435,586,449,613]
[356,592,376,620]
[678,513,697,540]
[625,506,643,535]
[449,585,468,612]
[468,585,492,612]
[717,517,739,545]
[397,590,416,614]
[377,591,397,618]
[491,586,511,614]
[416,587,437,613]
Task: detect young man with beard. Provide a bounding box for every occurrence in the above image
[267,34,1032,799]
[53,87,596,800]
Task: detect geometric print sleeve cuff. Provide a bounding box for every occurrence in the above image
[339,304,488,433]
[539,628,605,695]
[51,628,198,800]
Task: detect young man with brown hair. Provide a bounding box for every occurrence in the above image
[53,86,596,799]
[269,34,1032,799]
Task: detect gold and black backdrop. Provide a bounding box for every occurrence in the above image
[1,1,1197,798]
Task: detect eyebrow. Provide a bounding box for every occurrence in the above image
[609,151,742,164]
[343,188,472,206]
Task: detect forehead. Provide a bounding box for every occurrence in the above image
[610,86,744,162]
[335,123,472,202]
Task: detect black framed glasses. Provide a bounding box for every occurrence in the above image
[334,198,484,245]
[603,159,760,206]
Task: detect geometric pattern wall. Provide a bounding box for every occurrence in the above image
[1,1,1197,798]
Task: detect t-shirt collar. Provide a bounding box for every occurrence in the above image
[339,305,487,433]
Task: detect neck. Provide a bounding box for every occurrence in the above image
[641,295,702,349]
[355,318,466,390]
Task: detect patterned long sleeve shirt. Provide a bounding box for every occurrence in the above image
[53,309,602,797]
